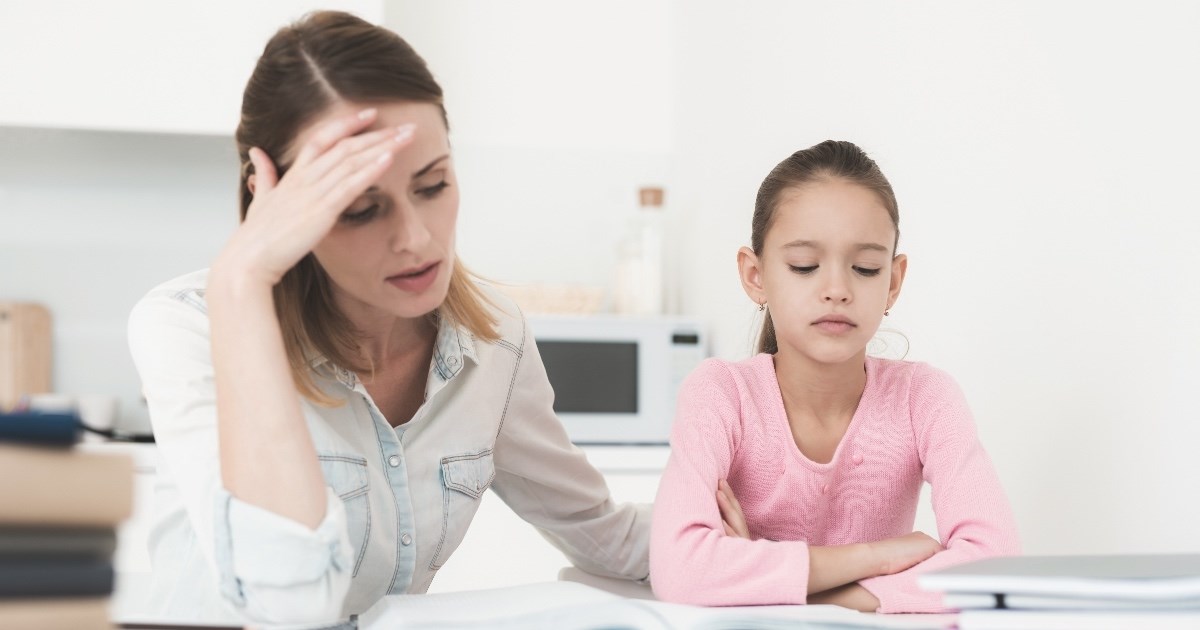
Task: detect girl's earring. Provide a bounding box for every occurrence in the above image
[758,302,766,312]
[884,309,890,317]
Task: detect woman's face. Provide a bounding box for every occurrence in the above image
[297,101,459,325]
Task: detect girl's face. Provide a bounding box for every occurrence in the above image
[738,178,907,365]
[299,101,459,325]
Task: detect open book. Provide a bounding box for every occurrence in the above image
[357,581,952,630]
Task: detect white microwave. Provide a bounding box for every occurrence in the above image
[527,315,707,445]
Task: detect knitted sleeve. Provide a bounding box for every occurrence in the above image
[649,359,811,606]
[859,364,1021,612]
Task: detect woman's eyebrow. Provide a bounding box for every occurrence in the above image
[414,155,450,178]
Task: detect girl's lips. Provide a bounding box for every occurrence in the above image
[386,262,440,293]
[813,320,855,334]
[812,316,856,334]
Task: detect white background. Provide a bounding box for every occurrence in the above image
[2,0,1198,562]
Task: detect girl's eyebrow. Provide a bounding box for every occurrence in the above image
[782,240,888,252]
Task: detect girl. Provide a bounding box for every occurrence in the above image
[649,140,1020,613]
[127,12,647,626]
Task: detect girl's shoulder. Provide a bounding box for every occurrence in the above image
[866,357,969,419]
[868,356,962,393]
[680,353,778,405]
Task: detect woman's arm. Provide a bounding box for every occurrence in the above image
[489,313,650,581]
[210,109,410,527]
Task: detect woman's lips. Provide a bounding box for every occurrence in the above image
[386,262,440,293]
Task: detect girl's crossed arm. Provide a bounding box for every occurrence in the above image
[649,361,939,607]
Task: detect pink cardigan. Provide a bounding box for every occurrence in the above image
[649,354,1020,613]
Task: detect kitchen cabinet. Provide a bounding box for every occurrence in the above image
[0,1,383,135]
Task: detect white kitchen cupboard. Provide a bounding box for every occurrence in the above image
[0,1,384,135]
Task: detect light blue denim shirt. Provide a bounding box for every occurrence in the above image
[128,269,650,626]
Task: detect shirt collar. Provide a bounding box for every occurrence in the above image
[307,311,478,389]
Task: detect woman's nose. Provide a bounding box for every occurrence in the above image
[390,203,431,253]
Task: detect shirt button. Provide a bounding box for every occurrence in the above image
[388,455,400,467]
[447,356,460,367]
[821,484,829,495]
[401,532,412,546]
[853,453,864,465]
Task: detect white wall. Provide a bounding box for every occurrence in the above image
[0,128,238,434]
[667,1,1200,555]
[2,0,1198,560]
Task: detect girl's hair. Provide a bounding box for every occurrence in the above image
[236,11,498,403]
[751,140,900,355]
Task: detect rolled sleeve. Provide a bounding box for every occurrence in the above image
[490,315,651,582]
[214,486,353,622]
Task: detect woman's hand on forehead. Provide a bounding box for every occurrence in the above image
[221,108,416,286]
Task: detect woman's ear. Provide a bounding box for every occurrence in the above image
[887,253,908,310]
[737,246,767,307]
[246,174,257,195]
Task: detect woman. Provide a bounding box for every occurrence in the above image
[128,11,648,626]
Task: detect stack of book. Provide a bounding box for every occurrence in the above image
[0,411,133,629]
[919,554,1200,629]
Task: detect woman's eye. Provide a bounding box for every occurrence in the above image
[340,204,380,224]
[416,181,450,199]
[789,265,818,275]
[853,266,882,277]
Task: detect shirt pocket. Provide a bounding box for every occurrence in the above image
[429,448,495,570]
[317,452,371,578]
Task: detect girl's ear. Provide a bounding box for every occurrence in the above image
[737,246,767,306]
[886,253,908,311]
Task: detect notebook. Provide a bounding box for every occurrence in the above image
[919,554,1200,602]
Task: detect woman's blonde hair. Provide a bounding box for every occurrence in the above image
[236,11,498,402]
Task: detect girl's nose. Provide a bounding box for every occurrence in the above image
[821,272,852,303]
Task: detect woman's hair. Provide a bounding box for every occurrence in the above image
[751,140,900,355]
[236,11,498,402]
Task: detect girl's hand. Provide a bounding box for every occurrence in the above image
[717,479,751,539]
[870,531,942,576]
[216,108,416,286]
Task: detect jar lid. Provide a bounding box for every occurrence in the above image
[638,187,664,208]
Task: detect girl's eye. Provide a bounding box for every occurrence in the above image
[416,181,450,199]
[340,204,380,224]
[853,266,882,277]
[789,265,818,275]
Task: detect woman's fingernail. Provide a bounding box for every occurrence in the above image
[358,108,377,120]
[395,124,416,142]
[376,150,392,164]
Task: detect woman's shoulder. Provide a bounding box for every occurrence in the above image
[127,269,214,369]
[133,268,212,314]
[129,268,212,332]
[472,282,527,345]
